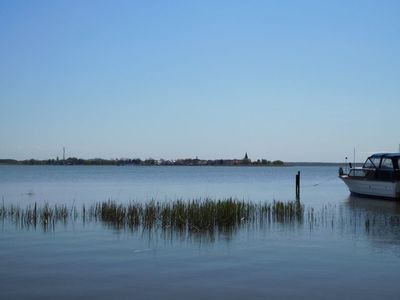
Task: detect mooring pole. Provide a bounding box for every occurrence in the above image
[295,171,300,199]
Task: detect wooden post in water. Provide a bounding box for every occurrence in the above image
[295,171,300,199]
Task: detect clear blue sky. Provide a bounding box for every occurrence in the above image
[1,0,399,162]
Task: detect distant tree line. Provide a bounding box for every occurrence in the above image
[0,157,284,166]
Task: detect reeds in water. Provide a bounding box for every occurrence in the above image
[2,199,400,241]
[0,199,305,233]
[1,202,70,230]
[89,198,304,232]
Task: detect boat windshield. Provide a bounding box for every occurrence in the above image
[363,158,379,169]
[381,158,394,170]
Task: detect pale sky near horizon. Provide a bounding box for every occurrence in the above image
[1,1,399,162]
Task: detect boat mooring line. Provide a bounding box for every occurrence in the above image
[302,176,339,188]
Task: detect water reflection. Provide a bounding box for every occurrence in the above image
[346,195,400,214]
[343,196,400,252]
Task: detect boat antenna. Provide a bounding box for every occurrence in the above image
[353,147,356,169]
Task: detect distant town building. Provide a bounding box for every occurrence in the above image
[243,152,251,164]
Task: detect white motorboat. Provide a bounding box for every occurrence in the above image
[339,153,400,199]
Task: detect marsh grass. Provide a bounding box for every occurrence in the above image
[89,198,304,233]
[2,199,400,238]
[0,202,70,230]
[1,198,304,233]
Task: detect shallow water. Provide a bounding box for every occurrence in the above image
[1,165,400,299]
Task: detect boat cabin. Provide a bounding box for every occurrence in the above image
[363,153,400,169]
[350,153,400,181]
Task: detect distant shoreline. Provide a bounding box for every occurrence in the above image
[0,157,283,167]
[0,158,351,167]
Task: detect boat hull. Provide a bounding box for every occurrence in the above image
[340,176,400,199]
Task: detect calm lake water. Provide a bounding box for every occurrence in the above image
[1,165,400,299]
